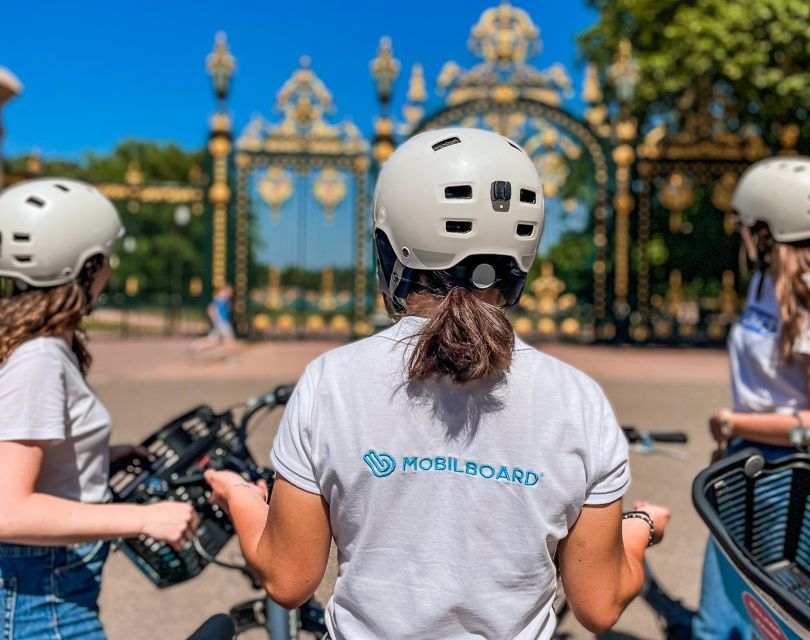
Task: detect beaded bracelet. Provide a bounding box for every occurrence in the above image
[622,510,655,547]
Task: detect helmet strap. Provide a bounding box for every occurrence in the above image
[388,259,406,302]
[755,262,767,300]
[76,254,105,313]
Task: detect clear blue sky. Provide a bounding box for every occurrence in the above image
[1,0,597,160]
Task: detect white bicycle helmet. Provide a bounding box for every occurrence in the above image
[732,156,810,243]
[0,178,123,288]
[373,127,544,312]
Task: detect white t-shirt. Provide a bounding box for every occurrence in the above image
[271,316,630,640]
[729,271,810,414]
[0,337,112,503]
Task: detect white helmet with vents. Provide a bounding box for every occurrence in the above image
[373,127,544,310]
[733,156,810,243]
[0,178,124,287]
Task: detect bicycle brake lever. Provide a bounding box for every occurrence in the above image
[628,443,688,461]
[169,472,207,487]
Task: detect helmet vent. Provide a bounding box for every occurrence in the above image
[516,223,535,237]
[444,185,472,199]
[506,140,521,151]
[13,255,32,263]
[53,183,70,192]
[446,220,473,234]
[432,137,460,151]
[25,196,45,208]
[12,233,30,242]
[519,189,537,204]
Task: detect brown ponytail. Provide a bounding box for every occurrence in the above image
[406,287,514,384]
[772,243,810,364]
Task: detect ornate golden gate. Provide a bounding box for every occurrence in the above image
[203,3,788,343]
[628,84,771,343]
[206,34,370,337]
[368,3,613,341]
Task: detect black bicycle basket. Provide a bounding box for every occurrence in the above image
[692,448,810,637]
[108,405,267,588]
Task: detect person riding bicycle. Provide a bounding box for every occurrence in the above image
[694,156,810,640]
[206,128,669,639]
[208,283,234,339]
[0,178,198,640]
[190,283,238,361]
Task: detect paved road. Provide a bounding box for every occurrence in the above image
[90,336,730,639]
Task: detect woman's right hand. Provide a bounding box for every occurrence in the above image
[140,501,199,551]
[632,501,670,545]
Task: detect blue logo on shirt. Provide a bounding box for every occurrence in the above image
[363,450,396,477]
[362,450,542,487]
[740,306,778,337]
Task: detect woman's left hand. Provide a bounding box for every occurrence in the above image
[204,469,268,514]
[109,444,150,463]
[708,408,733,446]
[708,408,734,464]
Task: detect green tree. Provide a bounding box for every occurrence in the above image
[579,0,810,147]
[7,141,208,301]
[546,231,595,302]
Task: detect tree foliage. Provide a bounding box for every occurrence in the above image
[579,0,810,144]
[7,141,208,302]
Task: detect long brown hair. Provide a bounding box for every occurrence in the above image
[0,255,104,376]
[406,277,515,384]
[771,242,810,364]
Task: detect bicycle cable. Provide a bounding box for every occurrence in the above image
[246,404,276,437]
[192,536,249,571]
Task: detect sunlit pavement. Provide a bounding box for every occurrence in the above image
[91,334,729,640]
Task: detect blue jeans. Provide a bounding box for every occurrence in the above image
[694,441,795,640]
[0,540,109,640]
[693,440,793,640]
[692,538,751,640]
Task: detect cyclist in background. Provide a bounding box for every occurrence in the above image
[694,156,810,640]
[0,179,198,640]
[190,283,237,361]
[208,283,234,342]
[206,128,670,639]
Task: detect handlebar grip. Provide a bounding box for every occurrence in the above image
[621,426,688,444]
[648,432,688,443]
[273,384,296,406]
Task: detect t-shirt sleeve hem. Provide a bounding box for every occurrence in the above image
[583,476,630,506]
[270,448,322,495]
[0,429,64,442]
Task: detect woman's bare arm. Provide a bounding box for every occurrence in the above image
[710,357,810,448]
[710,409,807,447]
[0,440,196,548]
[208,471,332,609]
[557,500,664,633]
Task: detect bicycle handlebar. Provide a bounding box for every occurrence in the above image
[109,383,296,589]
[236,384,296,438]
[622,426,689,444]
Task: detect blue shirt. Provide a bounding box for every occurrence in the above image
[211,295,231,323]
